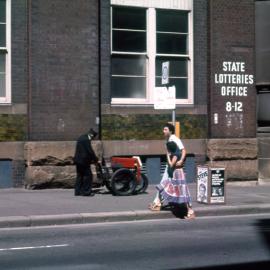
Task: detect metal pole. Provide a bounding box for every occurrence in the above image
[172,109,175,126]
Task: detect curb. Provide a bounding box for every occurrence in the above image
[0,204,270,229]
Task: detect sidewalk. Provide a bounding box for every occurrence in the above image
[0,183,270,228]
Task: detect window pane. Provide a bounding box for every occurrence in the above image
[0,53,5,97]
[113,30,146,52]
[156,57,187,77]
[155,78,187,99]
[157,33,187,54]
[0,0,6,23]
[0,24,6,47]
[0,53,5,72]
[113,7,146,30]
[157,10,188,33]
[112,77,146,98]
[0,74,5,97]
[112,55,146,76]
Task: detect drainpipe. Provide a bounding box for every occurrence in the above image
[27,0,32,140]
[98,0,102,140]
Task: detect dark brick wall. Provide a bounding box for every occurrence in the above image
[209,0,256,138]
[12,0,28,104]
[100,0,111,105]
[194,0,208,106]
[29,0,100,141]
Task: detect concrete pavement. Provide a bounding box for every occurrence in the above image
[0,183,270,228]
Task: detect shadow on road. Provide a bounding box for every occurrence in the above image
[256,218,270,253]
[162,203,188,219]
[173,218,270,270]
[169,261,270,270]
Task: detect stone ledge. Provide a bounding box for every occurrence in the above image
[206,160,258,181]
[24,141,103,166]
[207,138,257,160]
[25,166,76,189]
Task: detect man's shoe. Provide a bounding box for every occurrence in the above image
[83,192,95,197]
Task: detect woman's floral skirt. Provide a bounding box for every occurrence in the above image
[156,167,192,205]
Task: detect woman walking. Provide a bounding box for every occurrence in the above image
[149,123,195,219]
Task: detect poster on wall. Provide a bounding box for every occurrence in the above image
[210,168,225,204]
[197,166,209,204]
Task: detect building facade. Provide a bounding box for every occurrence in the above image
[0,0,269,188]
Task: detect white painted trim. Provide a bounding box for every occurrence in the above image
[187,5,194,105]
[0,0,11,104]
[147,7,156,103]
[111,0,192,10]
[110,0,194,105]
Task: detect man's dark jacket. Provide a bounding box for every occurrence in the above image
[73,134,98,166]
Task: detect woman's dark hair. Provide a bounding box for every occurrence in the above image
[164,123,175,134]
[166,141,178,153]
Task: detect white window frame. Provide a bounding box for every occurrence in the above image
[0,0,11,104]
[110,0,193,106]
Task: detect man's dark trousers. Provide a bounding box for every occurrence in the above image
[75,164,93,196]
[74,132,98,196]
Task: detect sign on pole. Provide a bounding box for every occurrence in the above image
[154,86,176,110]
[162,61,169,85]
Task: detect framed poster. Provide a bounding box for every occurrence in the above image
[197,165,226,204]
[196,166,209,204]
[210,168,226,204]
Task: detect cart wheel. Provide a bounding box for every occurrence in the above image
[101,167,112,192]
[110,168,136,196]
[133,173,149,194]
[105,180,112,192]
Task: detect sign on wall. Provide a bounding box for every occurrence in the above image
[211,60,255,138]
[214,61,253,114]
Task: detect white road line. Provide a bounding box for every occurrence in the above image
[0,244,69,252]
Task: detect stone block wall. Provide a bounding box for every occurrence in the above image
[207,138,258,181]
[258,137,270,184]
[24,141,103,189]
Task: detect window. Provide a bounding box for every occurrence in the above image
[111,0,193,105]
[0,0,11,104]
[155,10,189,99]
[111,7,147,99]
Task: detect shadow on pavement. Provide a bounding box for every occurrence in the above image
[169,261,270,270]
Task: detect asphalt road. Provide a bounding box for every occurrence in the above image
[0,214,270,270]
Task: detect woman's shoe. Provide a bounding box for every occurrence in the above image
[184,209,195,219]
[148,203,161,211]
